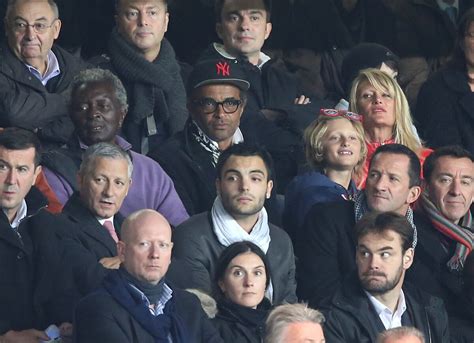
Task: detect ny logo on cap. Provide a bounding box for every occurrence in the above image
[216,61,230,76]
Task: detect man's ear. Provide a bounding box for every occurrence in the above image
[266,180,273,199]
[117,241,126,263]
[32,165,42,186]
[215,178,221,196]
[216,22,224,41]
[406,185,422,205]
[403,248,414,270]
[264,22,272,40]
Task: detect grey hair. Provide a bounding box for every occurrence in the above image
[70,68,129,113]
[6,0,59,20]
[78,142,133,180]
[377,327,425,343]
[264,303,325,343]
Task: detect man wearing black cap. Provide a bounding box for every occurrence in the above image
[149,59,252,216]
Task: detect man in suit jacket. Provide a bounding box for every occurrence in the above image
[54,142,132,323]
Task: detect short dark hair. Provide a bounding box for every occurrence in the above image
[214,0,272,23]
[355,212,414,252]
[216,143,274,181]
[214,241,271,299]
[423,145,474,182]
[0,128,42,167]
[115,0,169,12]
[370,144,421,188]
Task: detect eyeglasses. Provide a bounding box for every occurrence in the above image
[192,98,242,114]
[11,19,58,34]
[319,108,362,122]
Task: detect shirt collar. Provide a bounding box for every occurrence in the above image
[213,42,271,69]
[365,289,407,328]
[24,50,60,85]
[7,199,28,229]
[97,216,115,226]
[128,282,173,316]
[192,120,244,148]
[437,0,459,11]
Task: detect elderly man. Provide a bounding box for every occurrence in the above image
[199,0,329,132]
[264,303,326,343]
[323,212,449,342]
[377,327,425,343]
[407,145,474,341]
[74,209,222,342]
[92,0,187,154]
[0,128,69,342]
[0,0,87,146]
[172,143,297,304]
[51,143,132,323]
[42,68,188,226]
[296,144,422,306]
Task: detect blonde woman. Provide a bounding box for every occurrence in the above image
[283,109,366,234]
[349,68,432,187]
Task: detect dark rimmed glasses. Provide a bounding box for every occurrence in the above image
[11,19,58,34]
[319,108,362,122]
[192,98,242,114]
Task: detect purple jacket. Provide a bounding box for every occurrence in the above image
[43,136,189,227]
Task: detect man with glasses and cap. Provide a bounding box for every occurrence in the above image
[0,0,87,147]
[149,58,292,221]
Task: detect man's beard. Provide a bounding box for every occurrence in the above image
[359,264,404,295]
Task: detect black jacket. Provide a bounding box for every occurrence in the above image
[173,212,297,305]
[0,187,64,333]
[295,201,357,307]
[74,286,223,343]
[415,63,474,155]
[323,274,450,343]
[51,193,124,323]
[211,299,271,343]
[0,43,87,145]
[407,212,474,342]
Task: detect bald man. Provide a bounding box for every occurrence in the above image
[377,327,425,343]
[74,210,222,343]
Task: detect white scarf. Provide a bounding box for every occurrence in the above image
[211,196,274,300]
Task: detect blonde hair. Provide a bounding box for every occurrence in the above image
[304,115,367,171]
[349,68,422,153]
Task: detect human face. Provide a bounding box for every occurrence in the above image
[70,81,126,146]
[118,212,173,285]
[218,252,266,308]
[116,0,169,62]
[5,0,61,73]
[357,81,396,131]
[281,322,325,343]
[78,157,131,219]
[216,0,272,65]
[426,156,474,224]
[463,22,474,71]
[0,147,40,222]
[216,155,273,222]
[365,153,420,215]
[189,84,243,151]
[322,118,362,171]
[357,230,413,295]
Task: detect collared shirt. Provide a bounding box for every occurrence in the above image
[128,282,173,316]
[213,42,271,69]
[25,50,60,85]
[6,199,28,229]
[437,0,459,11]
[365,289,407,330]
[97,216,115,226]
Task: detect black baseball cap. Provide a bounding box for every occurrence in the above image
[187,59,250,94]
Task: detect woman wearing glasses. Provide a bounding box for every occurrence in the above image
[211,241,272,343]
[349,68,432,187]
[283,108,366,236]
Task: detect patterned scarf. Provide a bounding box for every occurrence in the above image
[420,192,474,271]
[190,121,243,166]
[354,191,418,248]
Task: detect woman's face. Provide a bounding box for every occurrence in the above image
[321,118,362,171]
[218,251,267,308]
[464,22,474,70]
[356,80,396,131]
